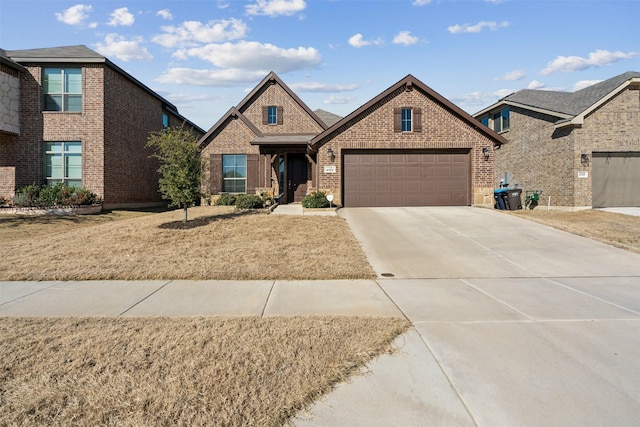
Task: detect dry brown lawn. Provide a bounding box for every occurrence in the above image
[0,316,410,426]
[0,206,375,281]
[506,209,640,254]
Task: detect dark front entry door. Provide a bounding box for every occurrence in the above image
[286,153,308,203]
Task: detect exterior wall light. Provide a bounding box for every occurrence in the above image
[581,153,590,164]
[482,147,490,160]
[327,147,335,161]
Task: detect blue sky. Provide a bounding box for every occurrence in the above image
[1,0,638,130]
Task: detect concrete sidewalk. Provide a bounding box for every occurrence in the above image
[3,207,640,426]
[2,275,640,426]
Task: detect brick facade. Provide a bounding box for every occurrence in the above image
[491,85,640,208]
[201,73,505,207]
[0,47,202,207]
[315,86,497,206]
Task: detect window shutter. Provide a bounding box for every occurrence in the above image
[277,106,283,125]
[246,154,259,194]
[262,106,269,125]
[210,154,223,194]
[393,108,402,132]
[413,108,422,132]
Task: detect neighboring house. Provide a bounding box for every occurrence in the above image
[474,71,640,209]
[0,45,204,208]
[199,72,506,207]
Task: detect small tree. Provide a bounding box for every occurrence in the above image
[147,126,202,222]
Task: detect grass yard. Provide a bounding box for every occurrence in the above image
[0,206,375,281]
[506,209,640,254]
[0,316,410,426]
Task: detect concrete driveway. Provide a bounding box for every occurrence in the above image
[297,207,640,426]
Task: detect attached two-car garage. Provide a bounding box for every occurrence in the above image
[342,150,471,207]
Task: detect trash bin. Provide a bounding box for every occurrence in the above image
[504,189,523,210]
[494,189,507,210]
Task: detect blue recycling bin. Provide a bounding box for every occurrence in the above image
[494,189,508,210]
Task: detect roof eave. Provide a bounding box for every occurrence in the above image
[312,74,508,148]
[556,77,640,129]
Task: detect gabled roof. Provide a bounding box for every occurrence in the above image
[6,45,204,134]
[474,71,640,128]
[314,109,342,127]
[236,71,329,131]
[198,107,262,148]
[310,74,508,150]
[197,71,332,148]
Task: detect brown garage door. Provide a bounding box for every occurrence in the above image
[592,152,640,207]
[343,150,470,207]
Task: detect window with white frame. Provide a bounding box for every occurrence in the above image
[45,142,82,187]
[222,154,247,193]
[267,106,277,124]
[43,68,82,112]
[401,108,412,132]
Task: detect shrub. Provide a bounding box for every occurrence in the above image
[235,194,264,210]
[12,184,40,207]
[215,193,237,206]
[11,184,101,207]
[301,191,330,209]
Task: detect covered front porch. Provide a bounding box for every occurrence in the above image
[251,135,317,204]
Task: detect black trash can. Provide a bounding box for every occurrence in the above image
[504,189,523,210]
[494,189,507,210]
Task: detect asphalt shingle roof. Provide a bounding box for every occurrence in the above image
[505,71,640,117]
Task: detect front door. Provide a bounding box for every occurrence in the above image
[286,153,308,203]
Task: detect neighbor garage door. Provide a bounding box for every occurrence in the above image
[592,152,640,207]
[343,150,470,207]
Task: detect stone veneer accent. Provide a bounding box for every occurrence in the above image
[0,70,20,134]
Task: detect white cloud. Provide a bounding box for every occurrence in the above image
[484,0,507,3]
[153,19,247,48]
[393,31,419,46]
[495,70,525,81]
[573,79,602,91]
[541,49,638,75]
[452,89,512,109]
[94,34,152,62]
[157,9,173,20]
[412,0,432,5]
[107,7,135,27]
[246,0,306,17]
[527,80,545,89]
[55,4,94,26]
[324,95,355,105]
[289,82,359,93]
[348,33,383,48]
[176,41,321,73]
[448,21,510,34]
[349,34,369,48]
[156,68,267,86]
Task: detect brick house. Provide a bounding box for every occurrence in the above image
[0,45,204,208]
[199,72,506,207]
[474,71,640,209]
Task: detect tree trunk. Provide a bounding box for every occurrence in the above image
[183,206,188,223]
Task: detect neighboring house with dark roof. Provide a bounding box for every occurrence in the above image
[474,71,640,209]
[199,72,506,207]
[0,45,204,208]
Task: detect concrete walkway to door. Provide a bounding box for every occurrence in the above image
[294,207,640,426]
